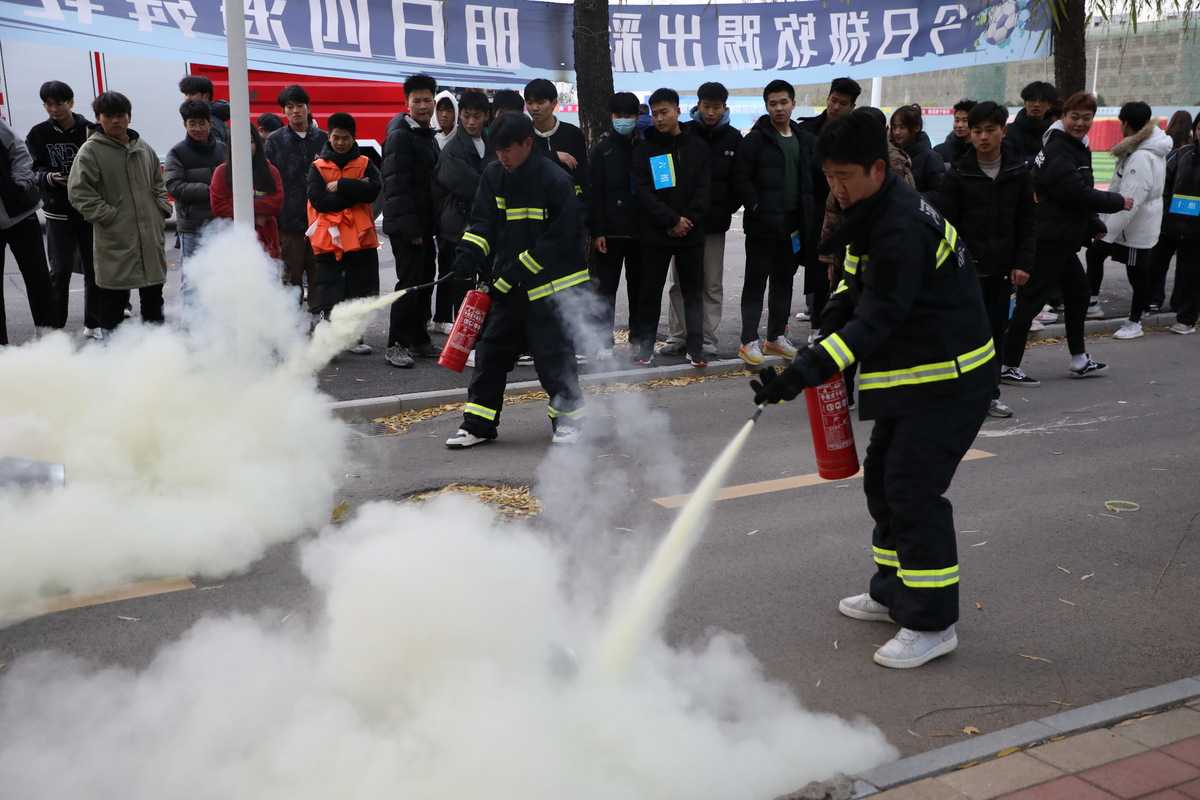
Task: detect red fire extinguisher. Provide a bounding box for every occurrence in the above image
[804,373,859,480]
[438,289,492,372]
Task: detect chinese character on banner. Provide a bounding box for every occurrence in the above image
[658,13,704,71]
[24,0,104,23]
[128,0,198,35]
[611,13,645,72]
[239,0,291,49]
[717,15,762,71]
[876,8,919,59]
[465,5,519,69]
[829,11,870,63]
[773,13,818,70]
[392,0,446,64]
[310,0,371,56]
[930,3,967,54]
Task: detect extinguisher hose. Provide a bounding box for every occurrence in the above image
[392,272,455,300]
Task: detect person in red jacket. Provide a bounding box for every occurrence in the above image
[210,125,283,259]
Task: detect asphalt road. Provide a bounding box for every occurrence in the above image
[3,325,1197,761]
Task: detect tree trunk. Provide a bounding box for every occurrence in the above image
[573,0,614,151]
[1052,0,1087,96]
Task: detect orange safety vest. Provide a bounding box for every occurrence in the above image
[306,155,379,259]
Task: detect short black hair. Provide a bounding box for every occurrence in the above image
[490,111,534,149]
[815,108,888,172]
[523,78,558,103]
[257,112,284,133]
[436,96,455,111]
[458,90,490,115]
[648,87,679,107]
[404,73,438,98]
[763,79,795,102]
[953,99,979,114]
[609,91,640,116]
[178,75,214,98]
[1020,81,1058,104]
[39,81,74,104]
[859,106,887,129]
[492,90,525,114]
[697,82,729,105]
[967,101,1008,128]
[277,85,310,108]
[179,99,211,122]
[327,111,356,137]
[1118,101,1153,132]
[92,91,132,117]
[829,77,862,102]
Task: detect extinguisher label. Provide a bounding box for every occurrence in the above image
[817,381,854,450]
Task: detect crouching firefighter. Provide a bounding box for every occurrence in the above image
[750,109,996,669]
[446,112,590,449]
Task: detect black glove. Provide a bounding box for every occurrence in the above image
[453,255,476,281]
[750,365,809,405]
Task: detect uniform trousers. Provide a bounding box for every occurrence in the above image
[865,394,989,632]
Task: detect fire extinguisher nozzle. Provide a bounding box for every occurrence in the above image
[750,403,766,422]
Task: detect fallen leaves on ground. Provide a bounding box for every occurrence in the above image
[404,483,543,520]
[331,499,350,522]
[963,726,981,735]
[1018,653,1052,662]
[1059,598,1076,606]
[975,602,983,610]
[1057,566,1072,575]
[1104,500,1141,513]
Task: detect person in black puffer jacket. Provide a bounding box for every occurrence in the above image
[1001,92,1130,384]
[587,91,643,355]
[934,99,977,166]
[889,105,944,207]
[1159,122,1200,332]
[164,100,227,288]
[630,88,711,366]
[1005,82,1058,165]
[380,73,440,367]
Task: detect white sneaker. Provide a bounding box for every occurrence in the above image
[874,625,958,669]
[83,327,104,340]
[517,354,535,366]
[446,429,491,449]
[738,340,764,365]
[763,335,799,358]
[466,349,476,368]
[795,310,810,321]
[987,398,1014,418]
[1035,305,1058,324]
[596,348,614,362]
[1086,303,1105,319]
[1170,322,1196,335]
[575,354,588,366]
[838,593,892,622]
[1029,320,1045,331]
[431,321,454,335]
[1113,320,1143,340]
[551,425,582,445]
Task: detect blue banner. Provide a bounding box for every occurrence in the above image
[0,0,1047,89]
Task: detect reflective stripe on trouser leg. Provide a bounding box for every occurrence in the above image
[525,290,583,430]
[461,297,530,436]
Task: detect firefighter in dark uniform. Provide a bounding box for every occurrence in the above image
[751,109,996,669]
[446,112,590,449]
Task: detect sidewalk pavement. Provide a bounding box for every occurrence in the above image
[852,678,1200,799]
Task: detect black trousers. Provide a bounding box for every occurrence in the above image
[1148,237,1180,310]
[462,291,583,437]
[387,234,435,348]
[742,235,799,344]
[434,236,470,323]
[636,241,704,357]
[0,215,55,345]
[1168,237,1200,326]
[315,248,380,317]
[866,395,989,632]
[1087,239,1151,320]
[591,237,642,349]
[1003,246,1090,367]
[97,284,164,330]
[46,216,101,330]
[979,273,1011,400]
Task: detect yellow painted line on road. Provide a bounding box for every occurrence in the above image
[652,449,997,509]
[1,576,196,623]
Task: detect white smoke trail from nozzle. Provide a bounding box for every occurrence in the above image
[0,227,351,615]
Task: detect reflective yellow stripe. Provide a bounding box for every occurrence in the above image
[957,339,995,374]
[943,220,958,250]
[898,565,960,588]
[462,232,490,256]
[527,269,591,300]
[495,196,506,210]
[832,279,850,296]
[844,250,859,275]
[494,278,512,294]
[547,405,586,419]
[820,333,854,371]
[465,403,498,421]
[519,250,544,274]
[574,185,583,196]
[860,360,958,390]
[506,207,547,221]
[936,240,952,268]
[873,546,900,568]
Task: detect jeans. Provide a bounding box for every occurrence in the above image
[46,216,100,330]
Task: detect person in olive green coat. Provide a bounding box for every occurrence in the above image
[68,91,172,331]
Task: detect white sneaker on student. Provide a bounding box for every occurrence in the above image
[838,592,892,622]
[1035,305,1058,324]
[1086,302,1105,319]
[465,349,476,368]
[1113,320,1144,340]
[1170,322,1196,335]
[874,625,958,669]
[431,321,454,335]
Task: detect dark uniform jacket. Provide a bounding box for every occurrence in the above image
[533,119,589,202]
[939,144,1036,277]
[381,113,439,241]
[1163,141,1200,241]
[457,154,588,303]
[631,124,711,246]
[587,129,639,240]
[797,173,996,420]
[732,116,815,242]
[934,132,971,166]
[902,131,945,207]
[684,112,742,234]
[1033,126,1126,247]
[1006,109,1053,165]
[25,112,91,222]
[432,126,496,243]
[263,124,328,232]
[164,133,227,233]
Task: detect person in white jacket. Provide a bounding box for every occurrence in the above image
[1096,102,1173,340]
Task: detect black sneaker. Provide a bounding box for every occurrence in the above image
[412,341,439,358]
[657,341,686,356]
[633,351,655,367]
[999,366,1041,387]
[688,351,708,367]
[1068,355,1108,379]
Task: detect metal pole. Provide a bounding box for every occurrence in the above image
[223,0,253,228]
[870,75,883,108]
[1091,45,1102,96]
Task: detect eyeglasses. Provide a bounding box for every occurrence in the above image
[43,101,71,109]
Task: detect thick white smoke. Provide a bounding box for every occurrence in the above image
[0,497,896,798]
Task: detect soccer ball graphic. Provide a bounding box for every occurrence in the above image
[984,0,1019,45]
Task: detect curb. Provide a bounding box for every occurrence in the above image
[850,675,1200,797]
[329,354,788,422]
[1028,311,1176,342]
